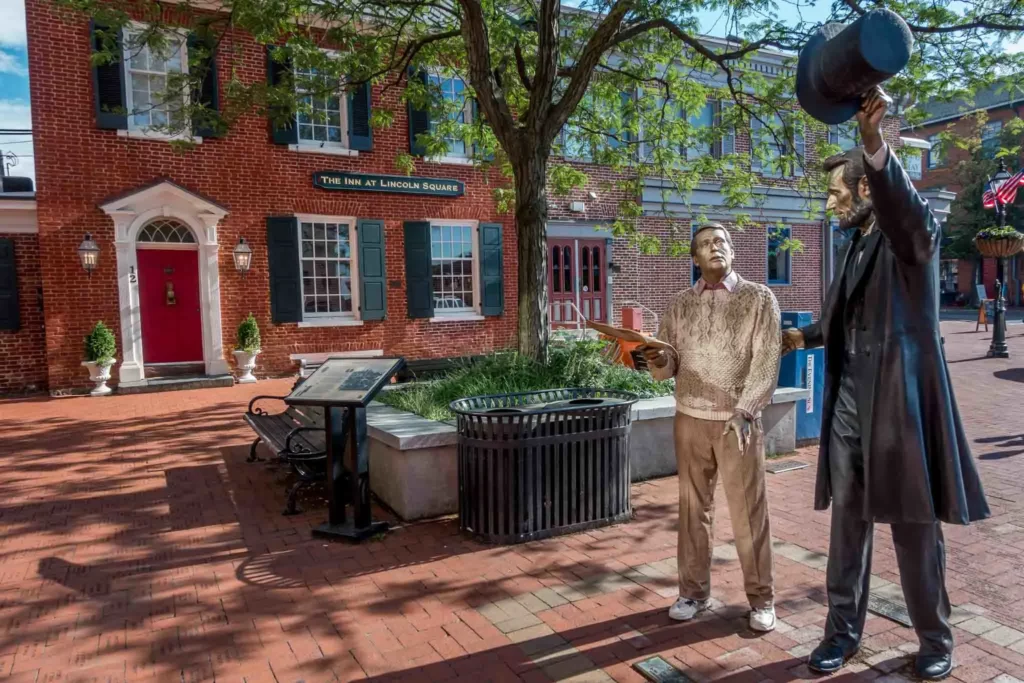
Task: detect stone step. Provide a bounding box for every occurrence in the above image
[117,374,234,394]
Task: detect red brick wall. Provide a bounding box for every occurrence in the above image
[25,0,516,391]
[905,105,1024,193]
[0,233,47,394]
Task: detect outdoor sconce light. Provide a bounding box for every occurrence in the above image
[78,233,100,275]
[232,237,253,276]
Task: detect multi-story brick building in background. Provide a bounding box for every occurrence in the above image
[0,0,904,394]
[901,81,1024,306]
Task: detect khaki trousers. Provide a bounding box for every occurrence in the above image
[674,412,774,609]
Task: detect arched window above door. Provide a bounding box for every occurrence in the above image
[137,218,196,244]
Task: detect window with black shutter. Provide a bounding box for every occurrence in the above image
[266,217,302,323]
[266,45,298,145]
[478,223,504,316]
[406,70,431,156]
[403,221,434,318]
[91,22,127,130]
[356,219,387,320]
[348,82,373,151]
[187,32,222,138]
[0,238,20,332]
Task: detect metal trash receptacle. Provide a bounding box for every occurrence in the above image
[450,388,639,544]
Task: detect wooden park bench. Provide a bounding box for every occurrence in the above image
[244,378,349,515]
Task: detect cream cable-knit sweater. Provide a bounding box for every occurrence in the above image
[652,276,782,421]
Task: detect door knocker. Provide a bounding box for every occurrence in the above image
[165,281,177,306]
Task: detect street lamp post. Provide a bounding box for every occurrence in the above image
[985,160,1019,358]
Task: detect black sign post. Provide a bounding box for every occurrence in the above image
[285,357,406,541]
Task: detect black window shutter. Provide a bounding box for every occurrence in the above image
[266,45,298,145]
[266,217,302,324]
[471,99,495,162]
[348,82,373,151]
[356,219,386,320]
[403,221,434,318]
[478,223,504,317]
[188,33,221,138]
[0,238,20,332]
[407,69,431,156]
[91,22,127,130]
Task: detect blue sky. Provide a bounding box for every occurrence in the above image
[0,0,1020,185]
[0,0,31,182]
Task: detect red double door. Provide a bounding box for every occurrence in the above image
[137,248,204,364]
[547,238,607,328]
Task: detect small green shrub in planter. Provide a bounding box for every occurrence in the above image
[84,321,117,364]
[236,313,261,353]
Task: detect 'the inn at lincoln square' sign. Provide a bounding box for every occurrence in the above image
[313,171,465,197]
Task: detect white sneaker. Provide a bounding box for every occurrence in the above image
[668,597,709,621]
[749,606,776,632]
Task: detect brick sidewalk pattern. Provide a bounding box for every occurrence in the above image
[1,321,1023,682]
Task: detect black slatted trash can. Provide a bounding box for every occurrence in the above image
[450,388,639,544]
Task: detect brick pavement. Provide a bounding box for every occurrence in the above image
[0,321,1023,682]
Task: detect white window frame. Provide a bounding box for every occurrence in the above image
[755,113,805,178]
[428,219,482,321]
[981,121,1003,159]
[928,134,945,169]
[295,214,363,328]
[829,123,858,152]
[292,49,352,154]
[121,22,192,141]
[427,70,474,162]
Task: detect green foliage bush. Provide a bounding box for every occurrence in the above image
[84,321,116,364]
[236,313,261,353]
[377,338,674,421]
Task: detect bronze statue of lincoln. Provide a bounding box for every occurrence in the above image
[781,88,990,681]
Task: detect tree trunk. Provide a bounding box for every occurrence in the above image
[513,152,551,363]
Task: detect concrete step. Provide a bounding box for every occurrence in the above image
[117,374,234,394]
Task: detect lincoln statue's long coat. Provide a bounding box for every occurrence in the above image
[800,150,990,525]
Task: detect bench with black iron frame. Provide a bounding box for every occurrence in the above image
[244,391,350,515]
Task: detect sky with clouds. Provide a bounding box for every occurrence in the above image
[0,0,1019,188]
[0,0,32,184]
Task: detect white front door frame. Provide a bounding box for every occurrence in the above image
[100,181,230,384]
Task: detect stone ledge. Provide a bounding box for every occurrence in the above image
[368,387,812,450]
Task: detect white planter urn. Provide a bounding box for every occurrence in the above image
[233,350,260,384]
[82,359,115,396]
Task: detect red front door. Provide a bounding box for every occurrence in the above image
[547,238,607,328]
[137,248,204,364]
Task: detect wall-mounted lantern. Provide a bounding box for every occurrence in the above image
[232,237,253,276]
[78,233,100,275]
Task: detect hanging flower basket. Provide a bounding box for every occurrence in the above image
[974,228,1024,258]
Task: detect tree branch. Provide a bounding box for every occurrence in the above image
[842,0,1024,32]
[456,0,519,152]
[514,41,533,91]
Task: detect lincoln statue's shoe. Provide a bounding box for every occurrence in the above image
[807,640,857,674]
[915,653,953,681]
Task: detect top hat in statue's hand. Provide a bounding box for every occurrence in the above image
[797,8,913,125]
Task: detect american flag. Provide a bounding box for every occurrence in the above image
[983,169,1024,209]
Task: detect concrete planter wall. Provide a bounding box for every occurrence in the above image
[366,387,811,521]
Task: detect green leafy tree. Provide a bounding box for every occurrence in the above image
[74,0,1024,360]
[944,116,1023,257]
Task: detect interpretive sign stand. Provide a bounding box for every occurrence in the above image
[285,357,406,541]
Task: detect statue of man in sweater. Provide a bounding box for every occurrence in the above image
[641,223,782,633]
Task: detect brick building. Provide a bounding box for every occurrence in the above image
[0,1,900,394]
[900,81,1024,306]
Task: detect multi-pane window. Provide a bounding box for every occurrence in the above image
[299,220,355,317]
[904,151,923,180]
[431,224,476,313]
[753,114,805,177]
[124,29,187,132]
[928,134,945,169]
[767,226,791,285]
[981,121,1003,159]
[429,74,471,158]
[295,60,348,148]
[686,102,714,160]
[829,123,858,151]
